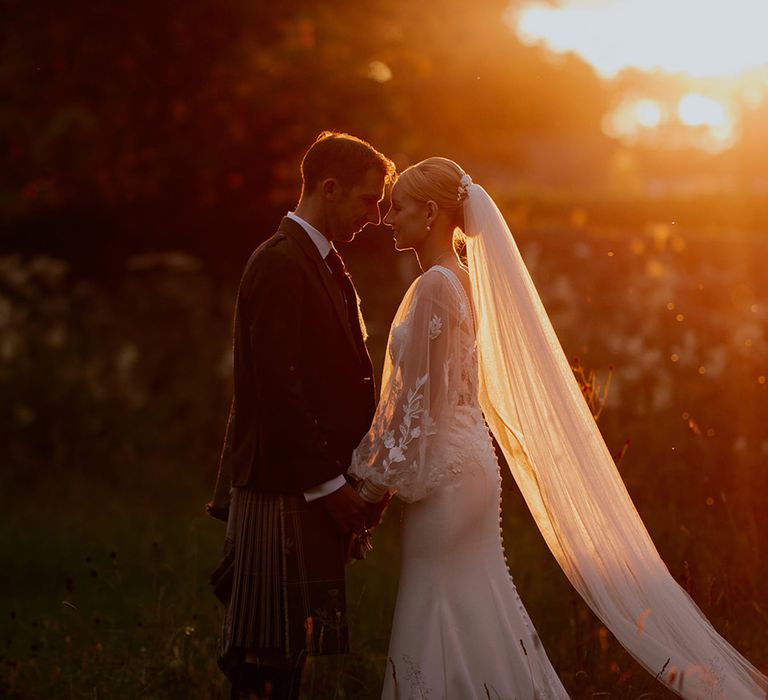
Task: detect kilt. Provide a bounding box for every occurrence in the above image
[218,487,349,678]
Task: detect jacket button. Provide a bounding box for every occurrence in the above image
[288,365,295,372]
[363,376,372,383]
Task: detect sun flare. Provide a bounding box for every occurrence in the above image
[602,93,736,150]
[634,100,662,128]
[505,0,767,150]
[507,0,768,79]
[677,94,727,128]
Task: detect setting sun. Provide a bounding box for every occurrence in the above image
[505,0,767,151]
[507,0,768,79]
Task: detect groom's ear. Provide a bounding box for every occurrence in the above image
[321,178,339,198]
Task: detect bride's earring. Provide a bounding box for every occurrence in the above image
[426,222,432,231]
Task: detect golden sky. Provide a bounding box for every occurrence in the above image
[507,0,768,78]
[505,0,768,150]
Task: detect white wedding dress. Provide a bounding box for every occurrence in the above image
[350,265,570,700]
[351,175,767,700]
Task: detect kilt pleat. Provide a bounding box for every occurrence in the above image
[220,489,286,672]
[218,486,348,677]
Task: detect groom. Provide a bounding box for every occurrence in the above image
[208,132,395,699]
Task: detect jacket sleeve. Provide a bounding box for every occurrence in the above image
[207,398,234,521]
[349,270,465,503]
[245,249,344,491]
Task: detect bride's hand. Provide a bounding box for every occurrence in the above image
[364,492,393,529]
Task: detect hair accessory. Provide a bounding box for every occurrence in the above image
[457,173,473,201]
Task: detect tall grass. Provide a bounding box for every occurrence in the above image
[2,220,766,698]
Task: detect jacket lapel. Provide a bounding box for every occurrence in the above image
[278,217,361,356]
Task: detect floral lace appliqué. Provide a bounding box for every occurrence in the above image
[381,374,437,470]
[428,314,443,340]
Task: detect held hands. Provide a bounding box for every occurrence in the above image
[364,492,392,529]
[321,482,367,535]
[345,490,392,562]
[321,481,393,563]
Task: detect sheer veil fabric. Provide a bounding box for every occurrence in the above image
[463,180,768,699]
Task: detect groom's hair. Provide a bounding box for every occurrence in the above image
[300,131,395,195]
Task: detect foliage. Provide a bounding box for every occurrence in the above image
[0,252,231,490]
[0,0,611,264]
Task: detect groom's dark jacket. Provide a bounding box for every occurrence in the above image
[226,216,376,494]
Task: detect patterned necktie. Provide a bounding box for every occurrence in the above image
[324,248,366,359]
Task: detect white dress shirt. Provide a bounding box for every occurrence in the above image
[286,211,349,502]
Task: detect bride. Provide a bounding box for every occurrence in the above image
[348,157,768,699]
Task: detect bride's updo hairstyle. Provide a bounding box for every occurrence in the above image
[396,157,468,250]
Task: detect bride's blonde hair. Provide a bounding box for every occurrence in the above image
[396,157,467,252]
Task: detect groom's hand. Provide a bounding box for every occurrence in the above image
[364,492,392,529]
[322,482,367,534]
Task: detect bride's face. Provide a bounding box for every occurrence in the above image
[384,183,430,251]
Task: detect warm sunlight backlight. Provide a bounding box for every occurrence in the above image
[602,97,664,143]
[677,94,726,127]
[635,100,662,128]
[507,0,768,78]
[602,93,736,151]
[677,93,735,148]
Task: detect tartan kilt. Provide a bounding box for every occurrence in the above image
[218,487,349,677]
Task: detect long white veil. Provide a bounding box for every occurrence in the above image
[462,178,768,699]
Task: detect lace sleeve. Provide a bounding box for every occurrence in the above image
[349,269,465,503]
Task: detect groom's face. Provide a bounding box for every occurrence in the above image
[325,168,386,243]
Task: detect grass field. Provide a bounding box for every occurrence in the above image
[2,221,766,698]
[3,469,765,699]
